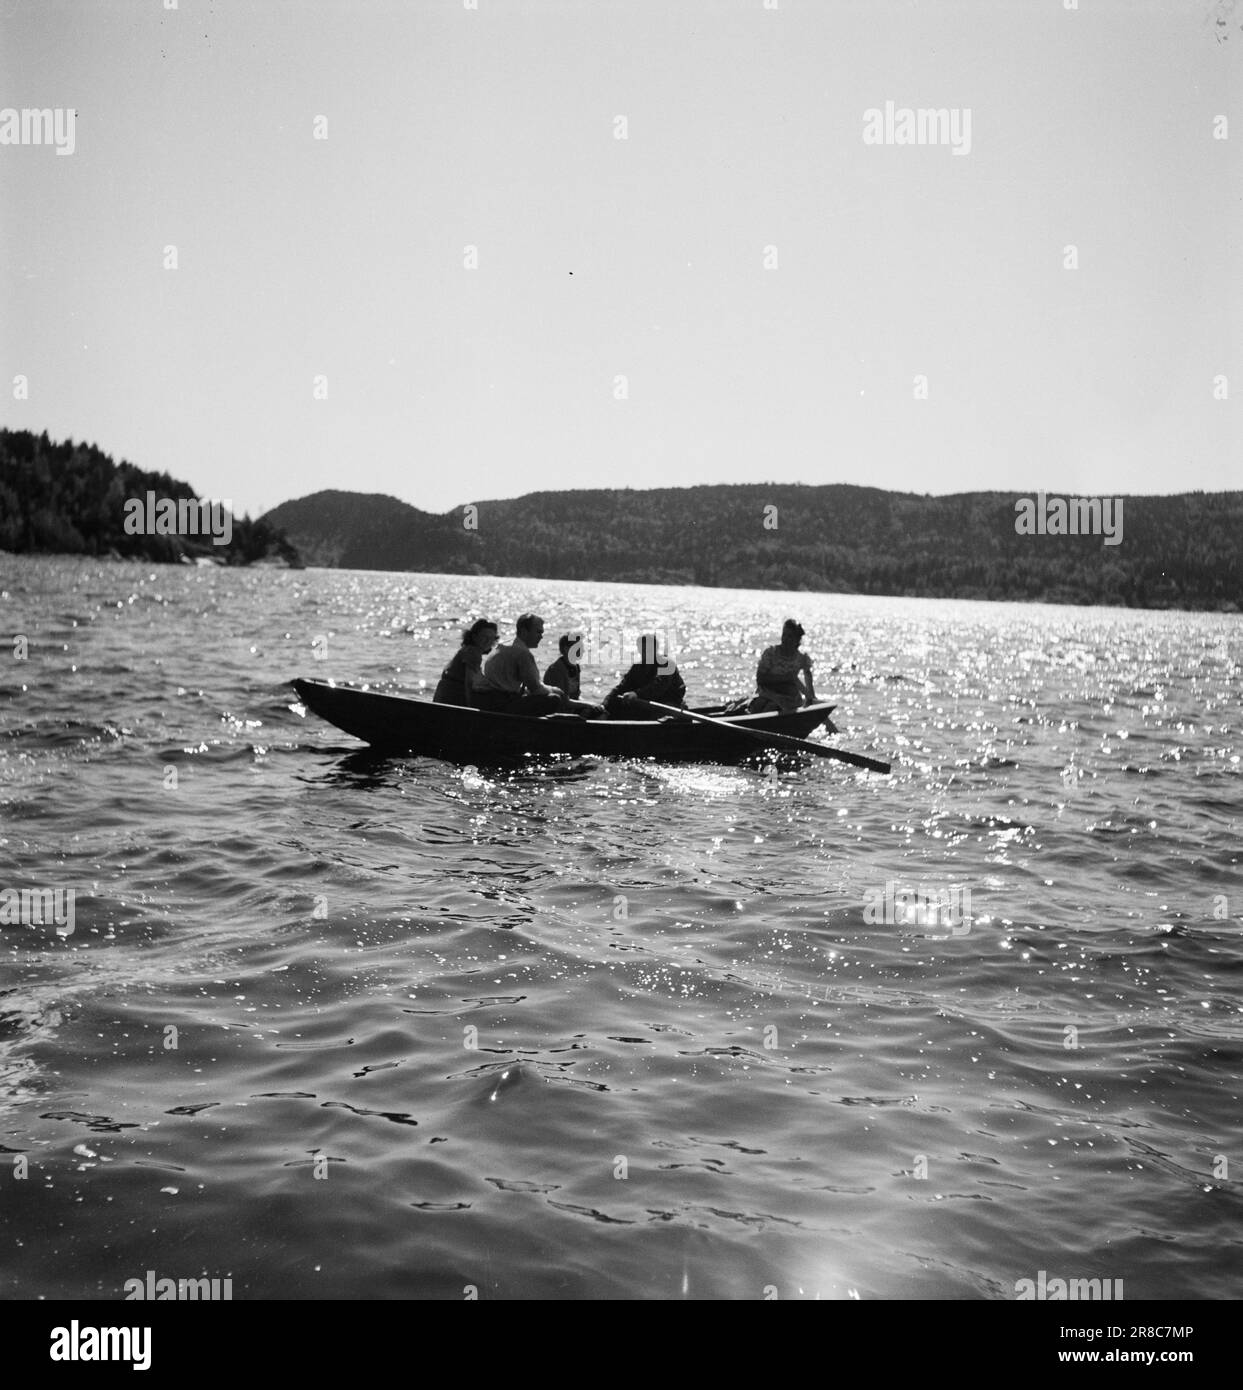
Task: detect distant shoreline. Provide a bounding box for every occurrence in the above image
[4,551,1238,616]
[259,484,1243,614]
[4,428,1239,610]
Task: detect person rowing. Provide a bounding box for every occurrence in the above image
[750,618,817,713]
[432,618,498,706]
[604,632,686,719]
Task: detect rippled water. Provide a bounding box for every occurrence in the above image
[1,556,1240,1299]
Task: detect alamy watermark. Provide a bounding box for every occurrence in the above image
[1016,1271,1123,1300]
[0,887,74,936]
[124,1270,232,1300]
[123,492,233,546]
[1014,492,1123,546]
[862,880,971,934]
[862,101,972,156]
[0,106,76,155]
[573,614,678,673]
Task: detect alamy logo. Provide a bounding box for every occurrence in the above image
[0,886,75,936]
[1016,1271,1124,1300]
[1014,492,1123,546]
[49,1322,151,1371]
[862,101,972,155]
[123,492,233,547]
[0,106,76,155]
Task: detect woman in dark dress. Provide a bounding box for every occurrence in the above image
[433,618,498,706]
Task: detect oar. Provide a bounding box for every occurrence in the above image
[637,700,892,774]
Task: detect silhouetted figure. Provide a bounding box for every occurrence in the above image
[543,633,583,700]
[473,614,568,716]
[751,619,816,713]
[433,618,499,706]
[604,633,686,719]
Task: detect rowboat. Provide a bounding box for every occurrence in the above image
[292,677,837,763]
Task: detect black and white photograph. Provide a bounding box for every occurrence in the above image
[1,0,1240,1342]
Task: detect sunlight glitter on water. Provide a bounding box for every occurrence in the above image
[1,559,1240,1299]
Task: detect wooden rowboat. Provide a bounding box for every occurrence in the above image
[292,677,837,764]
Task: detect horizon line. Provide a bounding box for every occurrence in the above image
[1,425,1237,516]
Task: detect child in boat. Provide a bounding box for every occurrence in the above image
[543,633,583,700]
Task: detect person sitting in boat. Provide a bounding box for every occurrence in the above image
[543,633,583,701]
[604,633,686,718]
[751,619,817,714]
[472,613,570,717]
[432,618,498,707]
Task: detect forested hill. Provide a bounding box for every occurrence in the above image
[263,484,1243,610]
[0,430,298,565]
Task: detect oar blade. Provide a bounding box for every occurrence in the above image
[641,700,891,773]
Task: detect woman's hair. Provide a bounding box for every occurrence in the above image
[782,618,805,640]
[559,632,583,660]
[462,617,498,645]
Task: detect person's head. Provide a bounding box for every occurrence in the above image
[638,632,660,665]
[463,618,499,651]
[781,619,805,649]
[560,632,583,665]
[516,613,545,647]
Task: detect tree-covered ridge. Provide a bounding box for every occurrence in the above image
[2,429,1237,608]
[264,483,1243,611]
[0,430,298,565]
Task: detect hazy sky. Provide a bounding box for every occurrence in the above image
[1,0,1239,517]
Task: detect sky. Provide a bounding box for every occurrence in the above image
[1,0,1239,517]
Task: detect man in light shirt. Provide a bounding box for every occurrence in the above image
[472,614,569,716]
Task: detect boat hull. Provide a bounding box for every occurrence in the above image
[292,678,836,763]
